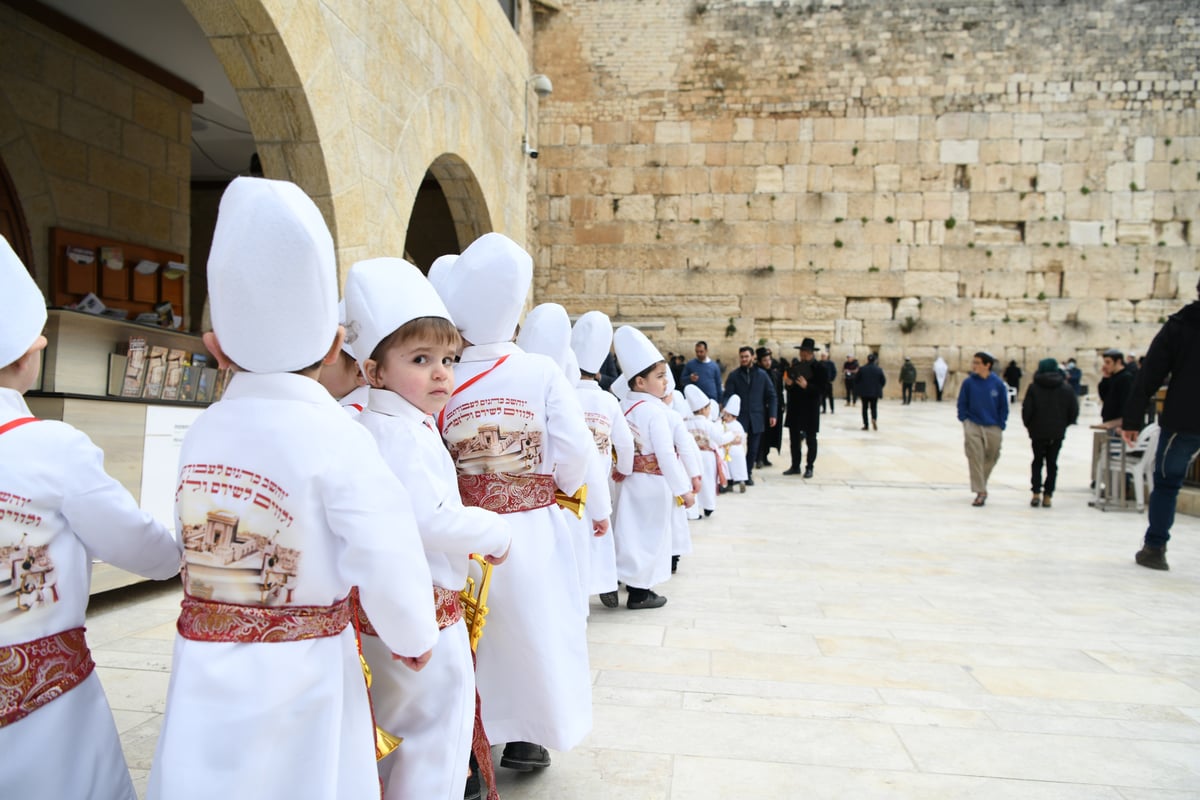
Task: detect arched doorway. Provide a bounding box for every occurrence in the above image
[0,156,33,271]
[404,154,492,272]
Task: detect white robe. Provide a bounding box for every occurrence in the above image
[0,388,182,800]
[357,388,510,800]
[723,419,749,482]
[612,393,691,590]
[148,373,438,800]
[575,380,633,596]
[340,383,370,416]
[441,342,593,751]
[687,413,734,514]
[668,406,701,546]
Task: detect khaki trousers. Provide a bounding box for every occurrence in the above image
[963,420,1003,494]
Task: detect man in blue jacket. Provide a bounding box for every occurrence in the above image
[957,351,1009,506]
[680,340,722,401]
[723,346,777,486]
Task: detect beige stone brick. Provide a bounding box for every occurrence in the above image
[811,141,855,165]
[807,164,832,192]
[894,115,919,141]
[895,192,923,220]
[864,117,894,142]
[655,120,690,144]
[935,113,970,139]
[939,140,979,164]
[110,193,171,243]
[755,165,783,193]
[73,61,134,119]
[29,129,87,180]
[89,148,149,200]
[121,123,166,171]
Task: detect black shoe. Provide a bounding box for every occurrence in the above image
[704,509,713,517]
[627,590,667,610]
[744,478,755,487]
[803,466,813,479]
[762,458,773,467]
[671,555,679,573]
[500,741,551,771]
[1135,546,1169,571]
[862,425,869,430]
[599,590,619,608]
[464,753,482,800]
[783,467,802,475]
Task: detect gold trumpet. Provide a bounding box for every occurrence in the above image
[553,484,588,519]
[359,651,404,759]
[460,554,495,653]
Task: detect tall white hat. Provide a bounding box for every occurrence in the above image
[570,311,613,374]
[438,232,531,346]
[613,326,663,379]
[684,383,710,412]
[516,303,571,370]
[671,389,692,418]
[207,177,338,373]
[724,394,741,416]
[427,253,457,294]
[0,236,46,368]
[343,257,452,365]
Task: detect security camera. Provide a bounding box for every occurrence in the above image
[523,142,539,159]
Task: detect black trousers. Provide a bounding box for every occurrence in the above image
[744,431,762,479]
[788,426,817,468]
[902,383,913,404]
[822,385,835,413]
[1030,438,1064,495]
[860,397,878,427]
[845,382,856,404]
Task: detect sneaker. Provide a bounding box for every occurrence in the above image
[872,420,877,431]
[627,590,668,610]
[783,467,802,475]
[1135,546,1169,571]
[803,466,813,479]
[500,741,551,771]
[1030,493,1041,507]
[1041,494,1052,508]
[737,482,746,493]
[599,591,619,608]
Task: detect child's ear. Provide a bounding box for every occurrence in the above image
[322,325,346,366]
[362,358,383,388]
[202,332,233,370]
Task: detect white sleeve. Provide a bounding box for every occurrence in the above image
[60,428,182,581]
[546,366,592,496]
[609,401,635,476]
[648,412,692,496]
[584,447,612,522]
[708,418,735,447]
[381,426,510,560]
[324,429,438,658]
[674,419,702,477]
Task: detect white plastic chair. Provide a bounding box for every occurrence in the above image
[1094,424,1159,511]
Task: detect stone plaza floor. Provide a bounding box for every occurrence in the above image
[95,396,1200,798]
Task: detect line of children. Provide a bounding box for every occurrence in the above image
[147,177,440,799]
[684,384,734,517]
[721,395,750,492]
[609,326,695,609]
[570,311,634,610]
[1,237,184,800]
[344,257,512,800]
[434,233,595,773]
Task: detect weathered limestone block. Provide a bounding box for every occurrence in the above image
[845,299,894,321]
[903,271,958,297]
[834,318,863,345]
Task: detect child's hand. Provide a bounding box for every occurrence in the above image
[592,519,610,538]
[394,647,433,672]
[690,476,702,494]
[484,544,510,566]
[682,492,696,508]
[611,470,626,483]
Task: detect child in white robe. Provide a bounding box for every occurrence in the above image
[723,395,749,492]
[684,384,734,517]
[436,233,594,771]
[610,327,694,608]
[0,237,183,800]
[346,258,511,800]
[570,311,633,610]
[148,178,438,800]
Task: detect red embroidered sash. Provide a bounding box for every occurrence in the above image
[631,453,663,475]
[354,586,464,637]
[457,472,556,514]
[0,627,94,728]
[177,592,352,643]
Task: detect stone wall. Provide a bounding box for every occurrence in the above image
[0,3,193,291]
[531,0,1200,392]
[185,0,535,278]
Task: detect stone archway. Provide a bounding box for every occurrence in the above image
[181,0,345,246]
[403,154,492,271]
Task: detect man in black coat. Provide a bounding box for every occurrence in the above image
[1021,358,1079,508]
[782,338,826,478]
[723,345,777,486]
[854,353,887,431]
[756,347,784,467]
[1122,276,1200,571]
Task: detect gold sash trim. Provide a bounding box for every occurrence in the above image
[0,627,94,728]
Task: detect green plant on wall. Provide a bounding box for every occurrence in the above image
[725,317,737,337]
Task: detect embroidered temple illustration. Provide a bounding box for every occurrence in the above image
[1,535,58,615]
[449,424,543,474]
[181,510,301,605]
